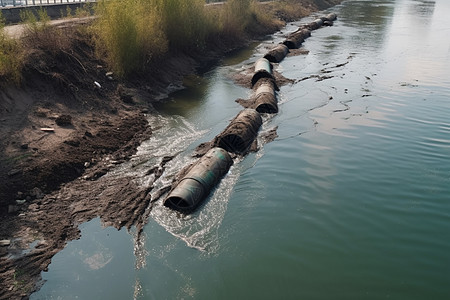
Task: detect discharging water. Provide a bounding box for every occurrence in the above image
[32,0,450,299]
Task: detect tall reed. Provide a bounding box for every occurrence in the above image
[0,12,24,85]
[94,0,167,77]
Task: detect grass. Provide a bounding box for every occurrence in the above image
[93,0,283,76]
[1,1,323,81]
[0,12,24,85]
[93,0,168,76]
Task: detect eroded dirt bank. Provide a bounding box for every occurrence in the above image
[0,1,342,298]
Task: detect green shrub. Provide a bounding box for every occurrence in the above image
[0,12,24,85]
[155,0,215,50]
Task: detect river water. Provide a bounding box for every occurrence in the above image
[31,0,450,299]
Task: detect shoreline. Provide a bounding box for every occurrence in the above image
[0,1,342,298]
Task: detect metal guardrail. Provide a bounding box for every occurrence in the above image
[1,0,91,8]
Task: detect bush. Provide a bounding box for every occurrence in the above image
[94,0,167,76]
[20,8,71,54]
[0,12,24,85]
[155,0,214,50]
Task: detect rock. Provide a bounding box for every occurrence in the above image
[0,240,11,247]
[117,84,135,104]
[55,114,72,126]
[30,187,44,199]
[64,139,80,147]
[16,200,26,205]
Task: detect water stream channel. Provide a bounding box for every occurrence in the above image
[32,0,450,299]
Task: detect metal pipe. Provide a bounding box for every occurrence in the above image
[263,44,289,63]
[251,58,273,87]
[283,28,311,49]
[216,109,262,154]
[164,147,233,213]
[307,18,324,30]
[325,13,337,22]
[252,79,278,114]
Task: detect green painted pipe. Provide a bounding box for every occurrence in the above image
[164,147,233,213]
[251,58,273,87]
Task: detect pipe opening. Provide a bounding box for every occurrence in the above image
[263,54,277,63]
[256,103,278,114]
[164,196,190,210]
[251,71,273,87]
[218,134,246,153]
[283,40,298,49]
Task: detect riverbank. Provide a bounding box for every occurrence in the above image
[0,1,342,298]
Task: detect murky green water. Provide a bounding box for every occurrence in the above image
[32,0,450,299]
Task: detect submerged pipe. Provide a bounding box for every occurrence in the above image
[252,79,278,114]
[251,58,273,87]
[324,13,337,22]
[320,13,336,26]
[264,44,289,63]
[216,109,262,154]
[307,18,324,30]
[283,28,311,49]
[164,147,233,213]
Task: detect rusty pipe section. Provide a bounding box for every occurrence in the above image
[283,28,311,49]
[264,44,289,63]
[251,58,273,87]
[164,147,233,213]
[217,109,263,154]
[251,79,278,114]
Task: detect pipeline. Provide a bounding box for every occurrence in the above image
[164,12,338,214]
[307,18,324,30]
[216,109,263,154]
[251,78,278,114]
[283,28,311,49]
[164,147,233,213]
[264,44,290,63]
[251,58,274,87]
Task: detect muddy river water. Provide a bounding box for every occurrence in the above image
[32,0,450,299]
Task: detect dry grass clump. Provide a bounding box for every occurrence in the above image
[156,0,214,50]
[0,12,24,85]
[219,0,281,39]
[92,0,284,76]
[20,8,72,54]
[93,0,168,77]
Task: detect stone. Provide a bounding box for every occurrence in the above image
[55,114,72,126]
[30,187,44,199]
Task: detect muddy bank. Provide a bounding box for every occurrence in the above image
[0,1,342,299]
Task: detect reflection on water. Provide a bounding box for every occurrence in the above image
[32,1,450,299]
